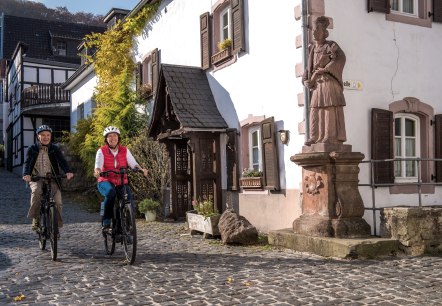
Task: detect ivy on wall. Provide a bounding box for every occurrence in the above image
[70,1,161,173]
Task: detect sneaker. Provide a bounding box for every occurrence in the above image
[32,218,40,231]
[101,219,111,232]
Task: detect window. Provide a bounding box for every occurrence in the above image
[249,126,262,171]
[391,0,417,16]
[42,118,70,142]
[200,0,245,69]
[240,116,280,190]
[78,103,85,121]
[55,41,67,56]
[137,48,159,99]
[371,98,436,193]
[394,114,420,181]
[220,7,231,42]
[367,0,437,27]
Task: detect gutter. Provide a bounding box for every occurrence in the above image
[302,0,310,141]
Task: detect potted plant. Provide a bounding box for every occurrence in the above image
[211,38,233,65]
[186,197,221,237]
[239,168,264,189]
[217,38,232,51]
[138,198,160,222]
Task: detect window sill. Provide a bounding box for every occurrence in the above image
[386,13,431,28]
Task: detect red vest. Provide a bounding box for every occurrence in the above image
[98,145,128,186]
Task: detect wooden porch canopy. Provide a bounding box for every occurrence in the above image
[148,63,228,139]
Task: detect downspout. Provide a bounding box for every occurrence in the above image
[301,0,310,141]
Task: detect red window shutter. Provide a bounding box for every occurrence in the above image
[371,108,394,184]
[231,0,245,54]
[226,129,239,191]
[200,12,211,70]
[435,114,442,182]
[367,0,390,13]
[261,117,280,190]
[434,0,442,22]
[151,48,159,95]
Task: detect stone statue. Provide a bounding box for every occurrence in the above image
[303,16,347,146]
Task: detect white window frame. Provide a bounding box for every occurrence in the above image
[220,6,231,42]
[56,41,67,56]
[248,125,262,171]
[394,113,420,182]
[391,0,418,17]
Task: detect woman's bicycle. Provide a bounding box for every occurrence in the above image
[99,167,142,265]
[31,173,66,261]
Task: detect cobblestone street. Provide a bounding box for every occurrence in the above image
[1,167,442,305]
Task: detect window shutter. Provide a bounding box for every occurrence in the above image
[371,108,394,184]
[151,48,159,95]
[226,129,239,191]
[261,117,280,190]
[435,114,442,182]
[434,0,442,22]
[367,0,390,13]
[200,12,211,70]
[136,62,142,91]
[231,0,245,54]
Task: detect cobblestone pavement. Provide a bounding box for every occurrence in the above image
[1,167,442,305]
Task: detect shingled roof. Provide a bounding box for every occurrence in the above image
[2,15,105,64]
[149,64,228,139]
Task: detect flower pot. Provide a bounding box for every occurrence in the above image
[186,211,220,236]
[144,210,156,222]
[239,177,263,189]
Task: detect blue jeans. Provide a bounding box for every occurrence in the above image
[97,182,133,221]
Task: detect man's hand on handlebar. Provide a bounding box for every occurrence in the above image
[22,175,31,182]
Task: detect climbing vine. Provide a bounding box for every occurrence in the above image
[70,1,161,173]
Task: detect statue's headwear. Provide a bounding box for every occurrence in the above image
[314,16,330,29]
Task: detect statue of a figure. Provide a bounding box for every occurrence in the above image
[303,16,346,146]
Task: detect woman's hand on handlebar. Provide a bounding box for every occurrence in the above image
[134,166,148,177]
[94,168,101,179]
[66,173,74,180]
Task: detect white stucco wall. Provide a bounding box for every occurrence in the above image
[70,71,97,132]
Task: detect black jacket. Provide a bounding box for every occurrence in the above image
[23,143,71,178]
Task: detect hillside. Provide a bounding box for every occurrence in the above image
[0,0,105,26]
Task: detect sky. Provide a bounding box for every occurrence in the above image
[29,0,142,15]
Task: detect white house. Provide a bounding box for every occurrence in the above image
[67,0,442,235]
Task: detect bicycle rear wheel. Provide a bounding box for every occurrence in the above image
[121,203,137,265]
[48,206,58,261]
[38,209,46,250]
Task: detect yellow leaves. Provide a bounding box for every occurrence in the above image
[225,277,253,286]
[13,294,25,302]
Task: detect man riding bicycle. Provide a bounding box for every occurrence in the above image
[94,126,148,230]
[22,125,74,231]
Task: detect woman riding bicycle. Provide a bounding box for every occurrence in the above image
[22,125,74,231]
[94,126,148,230]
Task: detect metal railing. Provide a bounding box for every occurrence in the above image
[359,157,442,236]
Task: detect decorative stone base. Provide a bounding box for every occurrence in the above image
[302,143,352,153]
[293,215,371,238]
[269,229,399,259]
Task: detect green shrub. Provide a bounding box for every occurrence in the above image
[138,198,160,212]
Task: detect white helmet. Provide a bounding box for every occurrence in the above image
[103,126,121,137]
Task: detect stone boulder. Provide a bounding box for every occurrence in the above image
[218,209,258,245]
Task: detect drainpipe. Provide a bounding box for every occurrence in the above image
[301,0,310,141]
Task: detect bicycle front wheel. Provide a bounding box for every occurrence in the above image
[38,209,46,250]
[121,203,137,265]
[48,205,58,261]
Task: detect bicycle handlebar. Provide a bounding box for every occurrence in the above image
[31,173,67,182]
[99,167,143,177]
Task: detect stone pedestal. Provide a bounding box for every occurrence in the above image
[290,150,371,238]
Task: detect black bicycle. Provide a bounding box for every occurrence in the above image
[31,173,66,261]
[100,167,142,265]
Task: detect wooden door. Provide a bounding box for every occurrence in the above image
[170,141,192,220]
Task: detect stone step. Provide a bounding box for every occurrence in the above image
[268,228,399,259]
